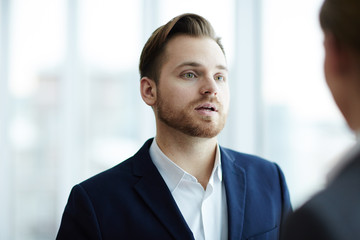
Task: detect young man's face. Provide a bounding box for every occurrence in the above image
[155,35,230,138]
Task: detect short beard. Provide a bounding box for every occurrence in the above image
[156,90,227,138]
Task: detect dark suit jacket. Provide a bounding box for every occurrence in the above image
[57,138,291,240]
[281,149,360,240]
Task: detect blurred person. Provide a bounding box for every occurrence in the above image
[57,13,291,240]
[281,0,360,239]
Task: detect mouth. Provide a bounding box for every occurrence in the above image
[195,103,218,112]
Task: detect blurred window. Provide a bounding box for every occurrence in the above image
[0,0,355,239]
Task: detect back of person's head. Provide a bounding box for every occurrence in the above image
[139,13,225,84]
[320,0,360,54]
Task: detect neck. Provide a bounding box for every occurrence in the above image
[155,130,218,188]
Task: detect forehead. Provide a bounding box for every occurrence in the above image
[163,35,227,69]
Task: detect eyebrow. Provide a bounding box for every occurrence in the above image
[175,61,228,72]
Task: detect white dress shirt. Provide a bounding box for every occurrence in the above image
[150,139,228,240]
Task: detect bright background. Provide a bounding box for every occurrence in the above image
[0,0,355,239]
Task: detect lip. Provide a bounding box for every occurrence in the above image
[195,102,218,115]
[195,103,218,111]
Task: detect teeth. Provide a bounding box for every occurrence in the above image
[196,105,216,111]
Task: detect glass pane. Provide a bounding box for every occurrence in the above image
[77,0,145,173]
[8,0,66,239]
[262,0,354,207]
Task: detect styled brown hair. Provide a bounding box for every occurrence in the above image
[139,13,225,83]
[320,0,360,53]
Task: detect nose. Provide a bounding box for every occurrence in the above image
[200,76,218,96]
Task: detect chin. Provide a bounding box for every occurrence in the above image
[185,122,225,138]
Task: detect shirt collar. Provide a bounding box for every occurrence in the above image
[149,138,222,192]
[213,145,222,181]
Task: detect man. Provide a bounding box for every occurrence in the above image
[281,0,360,239]
[57,13,291,240]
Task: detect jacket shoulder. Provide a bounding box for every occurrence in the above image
[79,139,154,189]
[220,146,280,173]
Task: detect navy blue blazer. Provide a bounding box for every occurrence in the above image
[57,138,291,240]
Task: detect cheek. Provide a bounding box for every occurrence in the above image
[220,86,230,104]
[223,96,230,113]
[161,89,189,109]
[324,56,330,85]
[324,56,336,94]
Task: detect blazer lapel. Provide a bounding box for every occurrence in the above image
[221,147,247,240]
[132,139,194,240]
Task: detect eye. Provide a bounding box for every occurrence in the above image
[215,75,225,81]
[182,72,196,79]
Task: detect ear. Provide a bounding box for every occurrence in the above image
[324,32,350,75]
[140,77,157,106]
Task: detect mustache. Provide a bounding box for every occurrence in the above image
[191,96,221,108]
